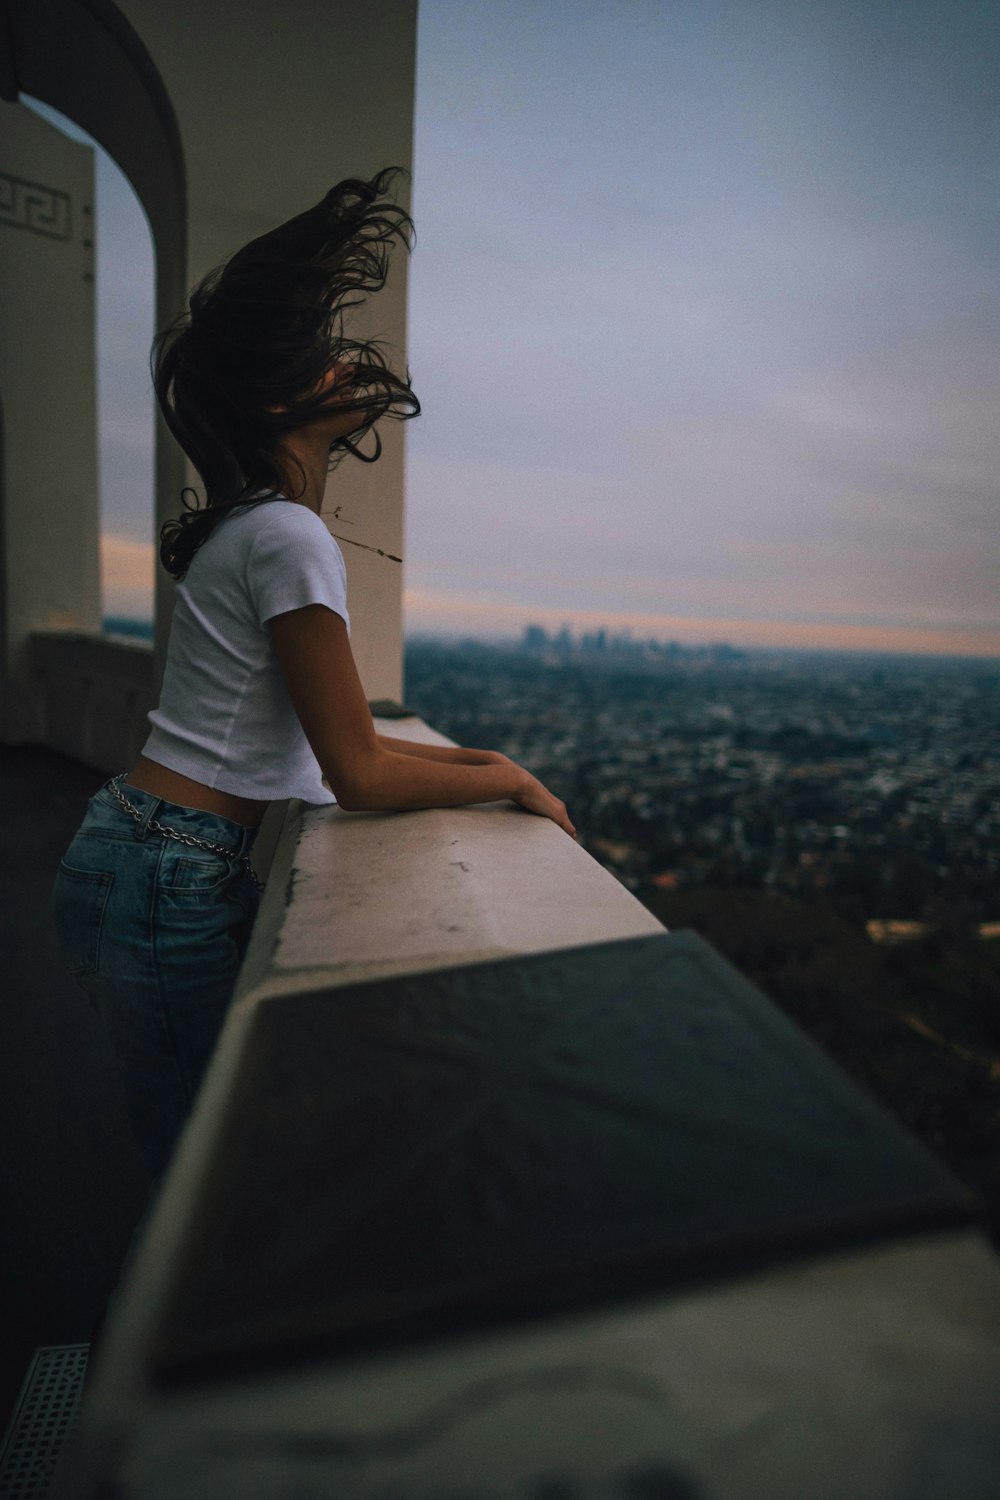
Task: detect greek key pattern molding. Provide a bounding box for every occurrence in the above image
[0,171,72,240]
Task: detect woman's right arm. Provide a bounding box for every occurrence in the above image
[271,604,575,835]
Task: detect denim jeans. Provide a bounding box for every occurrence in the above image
[52,779,261,1184]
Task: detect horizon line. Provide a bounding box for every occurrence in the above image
[101,613,1000,664]
[100,533,1000,660]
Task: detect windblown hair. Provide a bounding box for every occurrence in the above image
[156,168,420,579]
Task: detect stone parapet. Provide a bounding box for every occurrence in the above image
[236,713,664,1006]
[59,714,1000,1500]
[29,630,154,771]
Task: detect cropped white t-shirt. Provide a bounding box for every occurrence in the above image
[143,500,349,803]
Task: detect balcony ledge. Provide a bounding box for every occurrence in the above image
[63,715,1000,1500]
[29,628,156,771]
[235,713,663,1009]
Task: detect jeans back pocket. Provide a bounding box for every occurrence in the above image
[52,863,114,977]
[158,847,236,895]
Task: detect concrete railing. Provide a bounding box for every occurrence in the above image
[29,630,155,772]
[237,712,664,1005]
[59,713,1000,1500]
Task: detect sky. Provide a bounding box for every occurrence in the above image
[32,0,1000,654]
[24,94,156,623]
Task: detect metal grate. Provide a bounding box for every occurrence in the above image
[0,1346,90,1499]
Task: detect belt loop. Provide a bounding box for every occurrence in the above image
[132,792,161,842]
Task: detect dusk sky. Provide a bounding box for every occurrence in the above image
[34,0,1000,655]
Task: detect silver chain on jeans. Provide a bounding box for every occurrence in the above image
[107,775,264,892]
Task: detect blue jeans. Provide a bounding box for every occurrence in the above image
[52,779,261,1184]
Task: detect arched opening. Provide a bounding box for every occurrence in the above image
[0,0,186,757]
[23,94,155,634]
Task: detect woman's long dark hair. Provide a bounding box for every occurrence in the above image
[156,168,420,578]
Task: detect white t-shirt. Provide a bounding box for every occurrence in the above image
[143,499,349,803]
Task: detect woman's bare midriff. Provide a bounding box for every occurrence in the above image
[124,757,269,828]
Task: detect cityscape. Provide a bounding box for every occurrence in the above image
[97,620,1000,1229]
[405,627,1000,923]
[108,611,1000,929]
[405,628,1000,1230]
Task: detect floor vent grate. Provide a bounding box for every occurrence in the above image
[0,1346,90,1499]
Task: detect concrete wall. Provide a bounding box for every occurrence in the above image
[112,0,418,701]
[237,712,664,1005]
[68,713,1000,1500]
[29,629,154,770]
[1,0,417,765]
[0,102,101,742]
[2,0,188,713]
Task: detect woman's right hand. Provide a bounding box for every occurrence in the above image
[273,604,578,833]
[512,772,576,837]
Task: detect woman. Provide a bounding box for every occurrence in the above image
[53,169,573,1187]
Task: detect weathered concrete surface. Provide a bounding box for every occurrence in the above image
[234,715,664,1008]
[72,1230,1000,1500]
[60,717,1000,1500]
[0,104,101,745]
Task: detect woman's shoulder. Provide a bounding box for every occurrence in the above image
[234,502,347,597]
[244,500,343,559]
[185,500,328,586]
[204,498,334,556]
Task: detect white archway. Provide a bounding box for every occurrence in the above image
[25,93,156,635]
[1,0,186,756]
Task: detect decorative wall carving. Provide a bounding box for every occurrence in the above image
[0,171,72,239]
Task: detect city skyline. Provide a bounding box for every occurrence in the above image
[32,1,1000,658]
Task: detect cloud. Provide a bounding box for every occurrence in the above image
[101,533,153,585]
[100,533,153,618]
[407,319,1000,635]
[405,0,1000,656]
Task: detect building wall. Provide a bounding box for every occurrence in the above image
[1,0,417,763]
[97,0,418,702]
[0,102,101,742]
